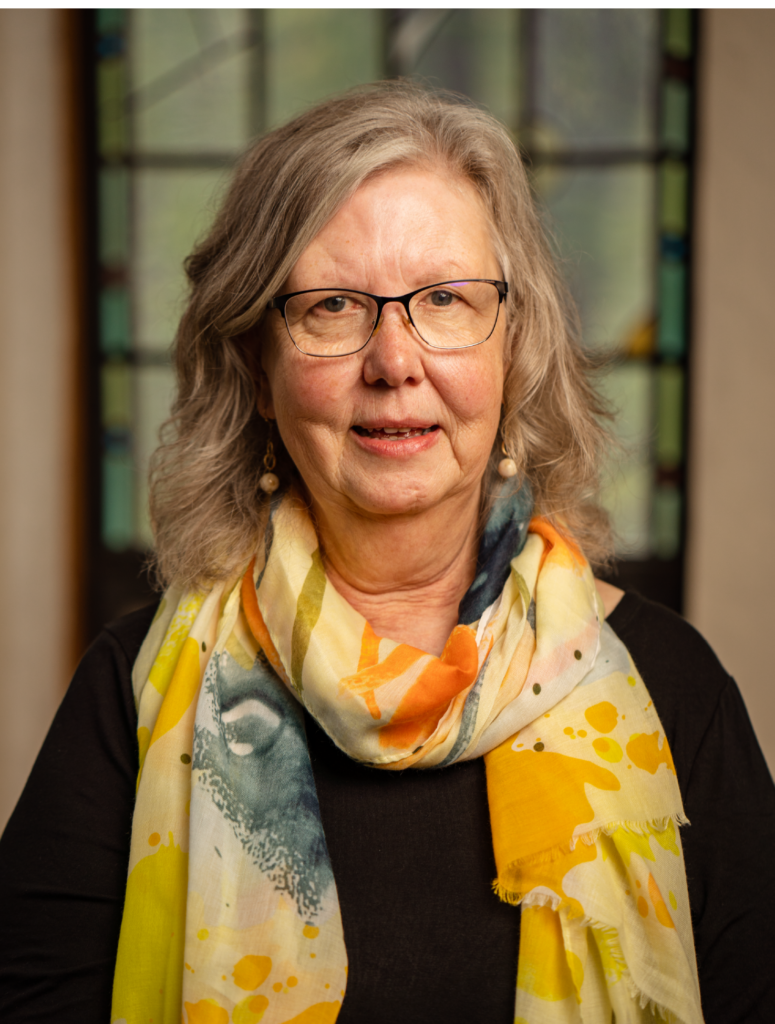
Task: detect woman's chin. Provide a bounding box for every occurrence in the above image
[334,470,466,520]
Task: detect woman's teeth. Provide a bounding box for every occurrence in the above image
[353,425,438,439]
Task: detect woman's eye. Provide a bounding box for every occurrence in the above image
[322,296,347,313]
[429,290,455,307]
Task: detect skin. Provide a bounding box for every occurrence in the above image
[257,165,622,655]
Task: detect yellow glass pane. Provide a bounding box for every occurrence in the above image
[660,160,688,236]
[101,362,132,429]
[664,10,692,60]
[655,364,684,469]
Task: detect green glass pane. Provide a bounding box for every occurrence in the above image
[98,58,127,158]
[413,10,520,130]
[661,79,690,152]
[651,484,682,560]
[100,287,131,354]
[532,9,659,151]
[130,9,251,154]
[99,168,130,267]
[537,165,655,351]
[133,169,226,352]
[97,9,126,35]
[102,451,135,551]
[101,363,132,428]
[134,366,177,549]
[658,261,686,358]
[664,10,692,60]
[266,9,381,128]
[660,160,688,236]
[655,364,684,468]
[598,363,653,557]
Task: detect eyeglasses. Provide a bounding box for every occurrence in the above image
[268,279,508,357]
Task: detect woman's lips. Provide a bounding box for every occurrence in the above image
[350,423,441,456]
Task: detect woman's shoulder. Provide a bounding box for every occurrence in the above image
[101,601,160,666]
[607,590,740,784]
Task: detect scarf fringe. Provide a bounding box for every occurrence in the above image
[493,812,689,895]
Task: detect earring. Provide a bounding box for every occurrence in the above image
[259,424,280,494]
[498,441,517,479]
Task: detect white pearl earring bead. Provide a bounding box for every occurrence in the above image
[259,472,279,494]
[498,458,517,479]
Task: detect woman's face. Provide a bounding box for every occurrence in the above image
[258,164,507,521]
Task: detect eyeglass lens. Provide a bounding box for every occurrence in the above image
[283,281,501,356]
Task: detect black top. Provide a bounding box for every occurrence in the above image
[1,592,774,1023]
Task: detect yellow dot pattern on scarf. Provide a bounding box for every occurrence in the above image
[626,731,677,774]
[184,999,228,1024]
[233,955,272,991]
[592,737,623,763]
[276,1002,342,1023]
[233,994,269,1024]
[584,701,618,733]
[648,873,676,928]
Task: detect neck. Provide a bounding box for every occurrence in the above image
[311,490,481,657]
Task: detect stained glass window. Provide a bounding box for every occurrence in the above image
[91,9,695,625]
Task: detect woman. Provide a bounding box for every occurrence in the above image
[1,83,773,1024]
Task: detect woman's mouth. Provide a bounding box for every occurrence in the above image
[351,425,440,440]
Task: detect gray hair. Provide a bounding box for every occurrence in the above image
[149,80,613,588]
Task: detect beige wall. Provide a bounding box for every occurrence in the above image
[0,11,78,830]
[687,10,775,772]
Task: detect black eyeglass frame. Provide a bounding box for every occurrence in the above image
[268,279,509,357]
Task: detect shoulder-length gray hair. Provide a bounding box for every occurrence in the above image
[149,80,613,588]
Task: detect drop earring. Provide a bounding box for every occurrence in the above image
[498,441,517,479]
[259,423,280,494]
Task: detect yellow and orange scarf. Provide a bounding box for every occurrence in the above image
[112,488,703,1024]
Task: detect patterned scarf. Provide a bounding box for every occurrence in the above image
[112,486,703,1024]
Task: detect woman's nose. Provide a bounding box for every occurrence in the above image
[361,302,426,387]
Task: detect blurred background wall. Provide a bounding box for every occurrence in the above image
[0,8,773,832]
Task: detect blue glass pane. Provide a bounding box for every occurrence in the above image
[658,261,686,358]
[100,287,131,354]
[533,9,659,151]
[651,484,682,559]
[102,451,134,551]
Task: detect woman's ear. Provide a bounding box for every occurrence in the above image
[256,370,275,420]
[242,330,276,419]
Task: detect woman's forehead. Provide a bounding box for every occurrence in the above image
[287,165,499,290]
